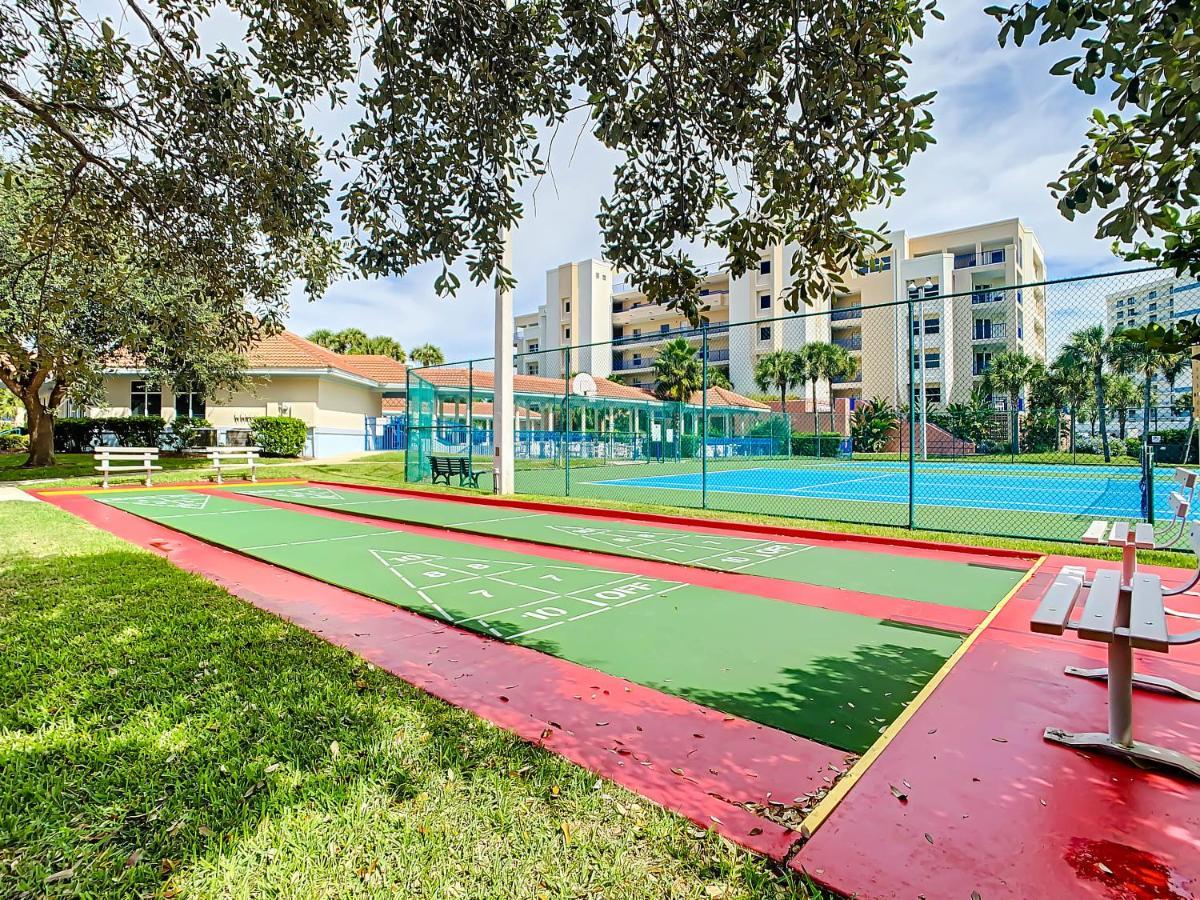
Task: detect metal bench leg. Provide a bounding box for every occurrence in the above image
[1064,665,1200,701]
[1047,636,1200,779]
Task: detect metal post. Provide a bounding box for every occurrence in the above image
[701,324,709,510]
[907,297,916,530]
[563,347,571,496]
[467,360,474,460]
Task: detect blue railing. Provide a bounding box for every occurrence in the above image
[955,248,1007,270]
[833,336,862,350]
[972,291,1006,304]
[831,307,862,321]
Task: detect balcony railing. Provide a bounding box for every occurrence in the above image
[702,348,730,363]
[611,358,651,371]
[831,306,862,321]
[832,371,862,384]
[971,290,1007,305]
[954,248,1007,270]
[833,335,862,351]
[973,324,1007,342]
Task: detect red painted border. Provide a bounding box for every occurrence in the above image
[42,490,851,862]
[308,480,1035,569]
[217,488,987,635]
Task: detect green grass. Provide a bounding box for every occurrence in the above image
[0,500,823,898]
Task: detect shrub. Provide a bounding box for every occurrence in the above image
[0,432,28,452]
[105,416,167,447]
[165,417,213,451]
[54,417,100,453]
[791,432,843,456]
[251,416,307,457]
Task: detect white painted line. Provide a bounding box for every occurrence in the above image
[242,532,382,551]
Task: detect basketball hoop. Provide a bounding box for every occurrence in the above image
[571,372,598,398]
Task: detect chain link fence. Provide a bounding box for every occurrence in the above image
[405,267,1200,544]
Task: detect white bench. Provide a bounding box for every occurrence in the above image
[94,447,162,489]
[199,446,260,484]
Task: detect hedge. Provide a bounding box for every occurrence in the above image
[791,432,843,456]
[0,432,28,452]
[54,416,167,452]
[250,416,307,457]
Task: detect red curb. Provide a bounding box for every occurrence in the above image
[43,490,852,862]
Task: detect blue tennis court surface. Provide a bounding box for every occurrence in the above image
[594,461,1172,518]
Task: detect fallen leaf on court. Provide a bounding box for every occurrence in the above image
[705,885,727,898]
[125,848,144,869]
[671,768,685,776]
[1097,863,1113,876]
[560,821,572,844]
[889,785,908,802]
[748,827,763,836]
[265,762,281,774]
[46,868,74,884]
[924,833,933,844]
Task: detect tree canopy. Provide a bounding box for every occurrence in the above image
[307,329,406,361]
[988,0,1200,275]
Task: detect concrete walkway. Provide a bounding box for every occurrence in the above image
[0,486,39,502]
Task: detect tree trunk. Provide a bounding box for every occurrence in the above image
[1096,366,1111,463]
[22,395,55,467]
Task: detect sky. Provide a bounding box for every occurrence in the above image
[280,0,1126,362]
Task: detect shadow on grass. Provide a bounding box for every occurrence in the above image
[0,534,820,898]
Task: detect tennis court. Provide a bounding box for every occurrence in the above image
[510,457,1172,539]
[91,486,1030,754]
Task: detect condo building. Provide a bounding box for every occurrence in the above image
[514,218,1048,410]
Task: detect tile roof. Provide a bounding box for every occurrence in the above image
[414,368,656,402]
[340,354,409,383]
[685,386,770,410]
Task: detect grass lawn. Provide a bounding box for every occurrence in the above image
[0,500,822,898]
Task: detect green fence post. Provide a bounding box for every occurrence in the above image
[467,360,474,465]
[563,347,571,497]
[907,297,916,530]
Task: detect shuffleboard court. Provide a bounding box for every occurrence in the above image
[594,462,1166,518]
[227,483,1027,609]
[96,489,965,753]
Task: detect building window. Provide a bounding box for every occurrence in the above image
[759,294,771,310]
[759,259,771,275]
[563,301,571,313]
[526,362,539,375]
[925,385,942,404]
[564,327,571,340]
[528,342,538,353]
[974,319,992,340]
[974,351,991,375]
[925,352,940,369]
[130,380,162,417]
[924,316,940,335]
[660,323,670,333]
[759,325,771,341]
[174,388,206,419]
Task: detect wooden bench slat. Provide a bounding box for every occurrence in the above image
[1082,520,1108,544]
[1077,570,1122,643]
[1030,566,1087,635]
[1175,468,1197,489]
[1169,490,1189,517]
[1128,574,1168,652]
[1133,523,1156,549]
[1107,521,1130,546]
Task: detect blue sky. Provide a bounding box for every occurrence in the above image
[282,0,1123,361]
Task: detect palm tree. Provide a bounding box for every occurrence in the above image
[850,397,900,452]
[411,343,445,367]
[1106,374,1139,441]
[1111,330,1169,440]
[1160,350,1188,425]
[306,328,337,348]
[819,344,856,435]
[753,350,803,414]
[653,338,702,402]
[981,349,1038,455]
[360,335,406,361]
[1062,325,1118,462]
[1047,356,1091,455]
[705,367,732,389]
[946,386,994,446]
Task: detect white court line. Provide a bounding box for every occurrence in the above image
[445,512,548,528]
[784,472,897,493]
[507,583,687,640]
[451,573,648,626]
[242,532,383,551]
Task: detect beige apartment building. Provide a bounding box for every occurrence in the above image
[515,218,1047,410]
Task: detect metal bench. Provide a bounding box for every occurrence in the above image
[1032,565,1200,778]
[429,455,482,488]
[94,446,162,489]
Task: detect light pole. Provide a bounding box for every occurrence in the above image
[908,277,931,461]
[492,0,517,494]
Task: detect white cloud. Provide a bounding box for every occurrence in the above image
[283,0,1130,356]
